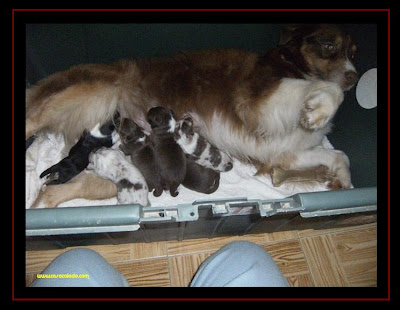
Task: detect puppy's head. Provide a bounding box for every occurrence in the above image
[174,116,195,142]
[147,107,176,132]
[279,24,358,90]
[87,147,115,174]
[118,118,146,145]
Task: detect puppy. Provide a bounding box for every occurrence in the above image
[147,107,186,197]
[88,147,150,206]
[175,116,233,172]
[183,159,220,194]
[31,172,117,208]
[118,117,164,197]
[39,120,116,185]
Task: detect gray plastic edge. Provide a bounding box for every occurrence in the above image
[26,187,377,236]
[291,187,377,218]
[26,204,142,236]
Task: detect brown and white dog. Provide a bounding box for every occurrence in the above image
[26,24,358,206]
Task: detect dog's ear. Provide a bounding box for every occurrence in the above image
[278,24,301,46]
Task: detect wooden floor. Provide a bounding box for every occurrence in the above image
[26,222,377,287]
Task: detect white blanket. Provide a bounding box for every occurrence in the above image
[26,133,332,209]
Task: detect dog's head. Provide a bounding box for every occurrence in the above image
[118,118,146,145]
[147,107,176,132]
[278,24,358,90]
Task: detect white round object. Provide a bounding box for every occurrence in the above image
[356,68,377,109]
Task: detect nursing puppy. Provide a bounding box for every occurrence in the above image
[147,107,186,197]
[88,147,150,206]
[118,117,164,197]
[175,116,233,172]
[39,120,116,185]
[26,24,358,191]
[183,159,220,194]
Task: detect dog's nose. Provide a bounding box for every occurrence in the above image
[345,71,359,86]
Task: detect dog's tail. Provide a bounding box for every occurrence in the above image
[26,60,142,146]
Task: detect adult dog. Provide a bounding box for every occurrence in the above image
[27,24,358,207]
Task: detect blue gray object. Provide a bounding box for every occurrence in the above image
[356,68,377,109]
[190,241,289,287]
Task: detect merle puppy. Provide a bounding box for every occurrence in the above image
[175,116,233,172]
[147,107,186,197]
[183,159,220,194]
[88,147,150,206]
[118,117,164,197]
[39,120,116,185]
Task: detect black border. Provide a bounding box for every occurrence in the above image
[11,9,391,301]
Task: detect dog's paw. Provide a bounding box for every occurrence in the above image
[327,178,352,190]
[301,84,344,131]
[327,153,352,190]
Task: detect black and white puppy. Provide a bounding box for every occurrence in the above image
[88,147,150,206]
[175,116,233,172]
[118,117,164,197]
[147,107,186,197]
[183,159,220,194]
[39,120,116,185]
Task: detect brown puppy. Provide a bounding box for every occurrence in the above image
[26,24,358,192]
[31,172,117,208]
[183,159,220,194]
[147,107,186,197]
[118,118,164,197]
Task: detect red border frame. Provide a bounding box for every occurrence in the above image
[13,8,390,301]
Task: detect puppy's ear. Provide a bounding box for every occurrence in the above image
[169,108,176,118]
[119,118,129,134]
[182,119,194,136]
[183,115,193,125]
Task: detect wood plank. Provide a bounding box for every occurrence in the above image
[300,235,348,286]
[169,253,213,287]
[329,227,377,286]
[286,273,315,287]
[330,227,377,262]
[263,240,309,276]
[113,258,170,287]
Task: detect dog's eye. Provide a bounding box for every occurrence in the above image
[323,43,335,51]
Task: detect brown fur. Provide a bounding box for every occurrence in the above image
[26,24,358,206]
[31,172,117,208]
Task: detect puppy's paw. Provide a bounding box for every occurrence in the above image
[301,84,344,131]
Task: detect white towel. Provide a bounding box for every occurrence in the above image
[26,133,332,209]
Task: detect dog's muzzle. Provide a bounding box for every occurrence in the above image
[344,71,359,89]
